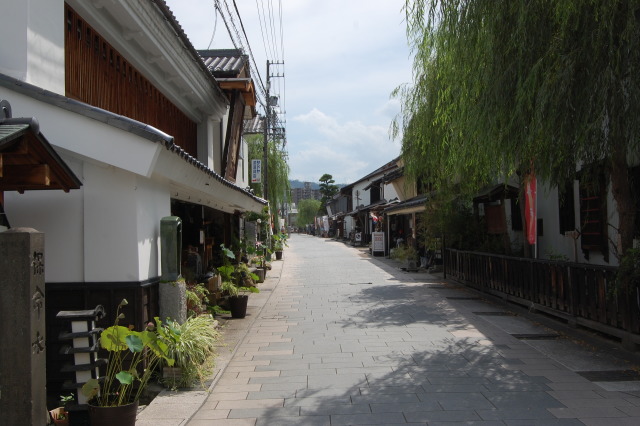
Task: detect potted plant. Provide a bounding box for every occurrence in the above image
[81,299,173,426]
[272,233,288,260]
[217,244,260,318]
[249,255,266,282]
[49,394,74,426]
[391,243,419,271]
[220,280,260,318]
[157,315,221,389]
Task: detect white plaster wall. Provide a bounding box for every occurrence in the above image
[26,0,65,94]
[4,155,85,282]
[535,184,575,261]
[534,179,618,266]
[0,0,28,81]
[0,0,65,93]
[235,140,249,189]
[197,119,212,170]
[135,178,171,280]
[344,216,354,236]
[82,163,140,282]
[383,182,399,202]
[0,88,162,178]
[4,142,174,283]
[352,181,370,207]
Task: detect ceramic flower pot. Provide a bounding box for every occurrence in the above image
[49,407,69,426]
[229,295,249,318]
[88,400,138,426]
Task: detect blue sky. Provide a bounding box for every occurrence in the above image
[165,0,413,185]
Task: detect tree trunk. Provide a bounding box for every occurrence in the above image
[609,141,635,259]
[519,176,532,258]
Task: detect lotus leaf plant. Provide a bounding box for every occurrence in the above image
[81,299,174,407]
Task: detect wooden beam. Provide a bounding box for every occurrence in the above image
[219,80,251,90]
[0,164,50,187]
[242,92,256,107]
[1,140,31,167]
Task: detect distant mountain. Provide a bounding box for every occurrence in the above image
[289,180,346,189]
[289,180,319,189]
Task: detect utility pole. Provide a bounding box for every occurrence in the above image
[263,60,284,202]
[263,60,271,201]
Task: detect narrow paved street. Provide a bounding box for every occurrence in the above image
[142,234,640,425]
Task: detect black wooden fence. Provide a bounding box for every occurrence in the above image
[444,249,640,346]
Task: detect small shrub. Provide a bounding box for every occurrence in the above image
[186,283,209,318]
[391,244,418,262]
[158,315,221,389]
[613,248,640,297]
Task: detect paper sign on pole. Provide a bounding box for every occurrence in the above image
[251,160,261,183]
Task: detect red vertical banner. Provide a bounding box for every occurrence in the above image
[525,173,537,245]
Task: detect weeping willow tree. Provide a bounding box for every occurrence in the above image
[245,134,291,227]
[394,0,640,257]
[297,198,322,227]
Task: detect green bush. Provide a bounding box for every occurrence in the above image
[158,315,221,389]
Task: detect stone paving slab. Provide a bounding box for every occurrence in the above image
[138,234,640,425]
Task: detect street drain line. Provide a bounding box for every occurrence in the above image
[474,311,516,316]
[576,370,640,382]
[511,333,560,340]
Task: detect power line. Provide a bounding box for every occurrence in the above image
[254,0,273,64]
[214,0,267,108]
[230,0,268,108]
[219,0,286,145]
[206,6,218,49]
[214,0,241,49]
[266,0,279,59]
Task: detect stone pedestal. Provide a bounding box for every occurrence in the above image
[0,228,48,425]
[159,280,187,324]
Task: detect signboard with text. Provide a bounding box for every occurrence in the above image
[251,159,261,183]
[372,232,385,254]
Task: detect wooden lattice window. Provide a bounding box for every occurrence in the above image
[579,171,608,261]
[64,5,197,156]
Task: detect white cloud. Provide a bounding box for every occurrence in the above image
[289,109,400,183]
[165,0,412,186]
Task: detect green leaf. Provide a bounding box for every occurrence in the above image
[81,378,100,399]
[115,370,133,385]
[221,245,235,260]
[125,334,144,352]
[101,326,130,351]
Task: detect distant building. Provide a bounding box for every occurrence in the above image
[291,182,321,204]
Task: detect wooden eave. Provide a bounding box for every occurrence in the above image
[217,78,256,108]
[0,123,82,193]
[473,184,519,204]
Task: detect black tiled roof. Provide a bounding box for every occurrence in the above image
[199,49,248,77]
[0,73,265,206]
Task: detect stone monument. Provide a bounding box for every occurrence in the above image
[0,228,48,425]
